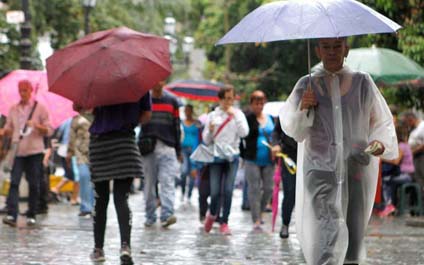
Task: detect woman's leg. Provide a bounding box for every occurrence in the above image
[209,163,225,217]
[113,178,133,248]
[281,165,296,226]
[221,158,239,224]
[245,162,261,223]
[93,180,110,249]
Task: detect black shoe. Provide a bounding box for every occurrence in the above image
[279,225,289,239]
[120,244,134,265]
[241,205,250,211]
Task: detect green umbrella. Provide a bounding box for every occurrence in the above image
[313,45,424,85]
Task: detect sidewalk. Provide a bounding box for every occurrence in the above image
[0,189,423,265]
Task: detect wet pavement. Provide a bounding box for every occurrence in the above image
[0,189,424,265]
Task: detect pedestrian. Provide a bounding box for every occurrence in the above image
[202,84,249,235]
[241,90,274,231]
[279,38,398,265]
[380,122,414,216]
[1,79,52,227]
[75,92,151,264]
[271,118,297,238]
[66,114,94,217]
[179,104,202,201]
[404,112,424,199]
[139,81,181,228]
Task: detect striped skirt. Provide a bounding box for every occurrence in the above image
[89,131,143,182]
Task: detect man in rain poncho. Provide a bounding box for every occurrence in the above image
[279,38,398,265]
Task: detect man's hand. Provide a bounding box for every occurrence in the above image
[271,145,282,161]
[365,140,385,156]
[300,88,318,111]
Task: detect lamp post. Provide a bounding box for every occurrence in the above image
[182,36,194,67]
[20,0,32,69]
[82,0,96,35]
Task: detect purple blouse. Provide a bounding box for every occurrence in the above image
[399,142,415,174]
[90,93,151,135]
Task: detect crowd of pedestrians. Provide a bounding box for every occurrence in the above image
[0,39,423,265]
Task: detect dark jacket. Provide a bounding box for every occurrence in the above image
[271,118,297,161]
[241,112,273,161]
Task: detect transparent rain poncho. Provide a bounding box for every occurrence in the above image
[279,65,398,265]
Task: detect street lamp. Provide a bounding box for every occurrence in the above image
[20,0,32,69]
[82,0,96,35]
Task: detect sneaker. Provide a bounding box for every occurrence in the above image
[144,220,155,227]
[2,215,17,227]
[204,213,216,233]
[161,215,177,228]
[26,217,36,226]
[219,223,232,235]
[78,211,92,218]
[120,244,134,265]
[253,223,263,232]
[90,248,105,262]
[377,204,396,217]
[280,225,289,238]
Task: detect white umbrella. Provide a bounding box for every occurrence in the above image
[216,0,401,86]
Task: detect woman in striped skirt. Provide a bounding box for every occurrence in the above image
[75,93,151,265]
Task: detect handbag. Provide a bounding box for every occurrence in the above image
[190,114,233,163]
[3,101,38,173]
[138,136,157,156]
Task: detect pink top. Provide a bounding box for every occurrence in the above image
[399,142,415,174]
[5,100,52,156]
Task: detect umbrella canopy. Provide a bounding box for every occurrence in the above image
[47,26,172,109]
[312,46,424,85]
[0,70,77,128]
[217,0,401,45]
[164,80,225,102]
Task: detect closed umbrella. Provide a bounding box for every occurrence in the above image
[47,27,172,108]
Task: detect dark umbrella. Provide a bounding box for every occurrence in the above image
[164,79,225,102]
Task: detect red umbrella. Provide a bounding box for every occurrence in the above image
[46,27,172,108]
[0,70,77,128]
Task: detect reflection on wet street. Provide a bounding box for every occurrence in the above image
[1,189,423,264]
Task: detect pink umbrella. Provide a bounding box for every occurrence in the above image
[272,158,282,232]
[0,70,77,128]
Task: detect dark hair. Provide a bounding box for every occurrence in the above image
[185,104,193,110]
[396,122,409,142]
[217,84,235,99]
[403,111,417,120]
[249,90,266,104]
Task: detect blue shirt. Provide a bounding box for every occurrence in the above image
[255,115,274,166]
[90,93,151,135]
[182,121,200,150]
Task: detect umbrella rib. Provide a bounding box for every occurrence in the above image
[316,2,339,38]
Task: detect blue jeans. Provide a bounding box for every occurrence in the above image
[7,154,43,219]
[143,143,178,223]
[181,147,196,198]
[208,158,239,224]
[76,163,94,213]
